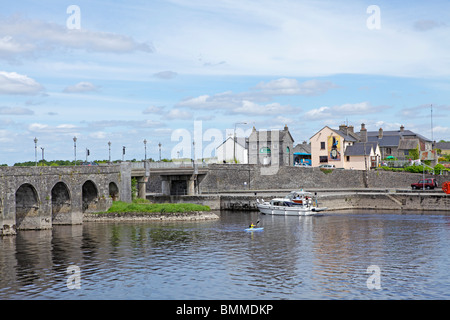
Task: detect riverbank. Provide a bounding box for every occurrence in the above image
[83,211,219,222]
[84,200,219,222]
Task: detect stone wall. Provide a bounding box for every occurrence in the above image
[198,164,449,192]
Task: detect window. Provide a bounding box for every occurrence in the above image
[319,156,328,163]
[320,142,326,150]
[346,156,350,162]
[259,147,271,154]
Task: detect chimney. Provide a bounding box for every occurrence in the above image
[284,124,288,131]
[378,128,383,139]
[400,125,404,132]
[339,124,347,133]
[347,125,354,134]
[360,123,367,142]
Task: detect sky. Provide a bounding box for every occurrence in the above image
[1,0,450,165]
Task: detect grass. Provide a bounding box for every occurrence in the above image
[96,199,211,215]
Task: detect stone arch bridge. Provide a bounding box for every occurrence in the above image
[0,164,131,236]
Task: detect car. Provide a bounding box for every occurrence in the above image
[81,161,99,166]
[319,164,335,169]
[411,178,438,190]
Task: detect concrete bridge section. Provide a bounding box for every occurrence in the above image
[131,162,208,196]
[0,164,132,236]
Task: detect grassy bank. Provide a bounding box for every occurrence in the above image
[97,199,210,215]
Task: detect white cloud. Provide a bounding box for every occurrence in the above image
[63,81,100,93]
[28,123,78,133]
[253,78,339,96]
[413,20,446,32]
[166,108,193,120]
[0,106,34,115]
[0,71,44,95]
[153,71,178,79]
[305,102,390,120]
[143,105,165,114]
[0,16,153,61]
[232,100,295,115]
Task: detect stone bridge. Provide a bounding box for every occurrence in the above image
[0,164,131,236]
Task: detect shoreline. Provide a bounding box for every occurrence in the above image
[83,210,220,222]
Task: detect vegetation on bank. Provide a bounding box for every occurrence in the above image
[95,199,211,215]
[377,163,449,174]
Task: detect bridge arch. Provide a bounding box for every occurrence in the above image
[15,183,39,229]
[82,180,99,212]
[51,181,71,221]
[109,182,119,201]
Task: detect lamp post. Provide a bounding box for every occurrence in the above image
[144,139,147,161]
[108,141,111,163]
[34,137,38,166]
[41,147,44,162]
[158,142,162,161]
[73,136,77,165]
[234,122,247,163]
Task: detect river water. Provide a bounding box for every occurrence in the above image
[1,211,450,300]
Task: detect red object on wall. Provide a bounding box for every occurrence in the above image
[442,181,450,194]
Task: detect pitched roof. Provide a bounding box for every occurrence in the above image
[367,135,400,147]
[216,136,249,149]
[331,129,358,142]
[249,126,294,143]
[344,142,378,156]
[436,142,450,150]
[365,129,431,142]
[293,143,311,154]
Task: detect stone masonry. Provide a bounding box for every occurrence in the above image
[0,163,132,236]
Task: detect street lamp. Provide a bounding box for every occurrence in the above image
[234,122,247,163]
[41,147,44,162]
[108,141,111,163]
[143,139,147,161]
[158,142,162,161]
[73,136,77,165]
[34,137,38,166]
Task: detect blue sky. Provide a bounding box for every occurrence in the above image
[1,0,449,165]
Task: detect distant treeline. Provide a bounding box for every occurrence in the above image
[1,158,173,167]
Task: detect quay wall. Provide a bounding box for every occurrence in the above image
[147,164,449,193]
[147,191,450,213]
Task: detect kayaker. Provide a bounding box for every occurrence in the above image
[249,220,260,229]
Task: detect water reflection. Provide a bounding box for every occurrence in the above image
[1,212,450,299]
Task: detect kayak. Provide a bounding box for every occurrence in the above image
[245,227,264,231]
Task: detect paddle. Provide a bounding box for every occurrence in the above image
[248,220,260,228]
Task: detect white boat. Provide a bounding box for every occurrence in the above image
[256,190,327,216]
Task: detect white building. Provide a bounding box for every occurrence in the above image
[216,136,249,164]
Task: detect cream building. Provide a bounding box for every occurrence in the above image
[310,125,381,170]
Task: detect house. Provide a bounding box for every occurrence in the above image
[293,141,311,165]
[436,141,450,156]
[248,125,294,166]
[216,136,249,164]
[362,124,433,160]
[310,125,381,170]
